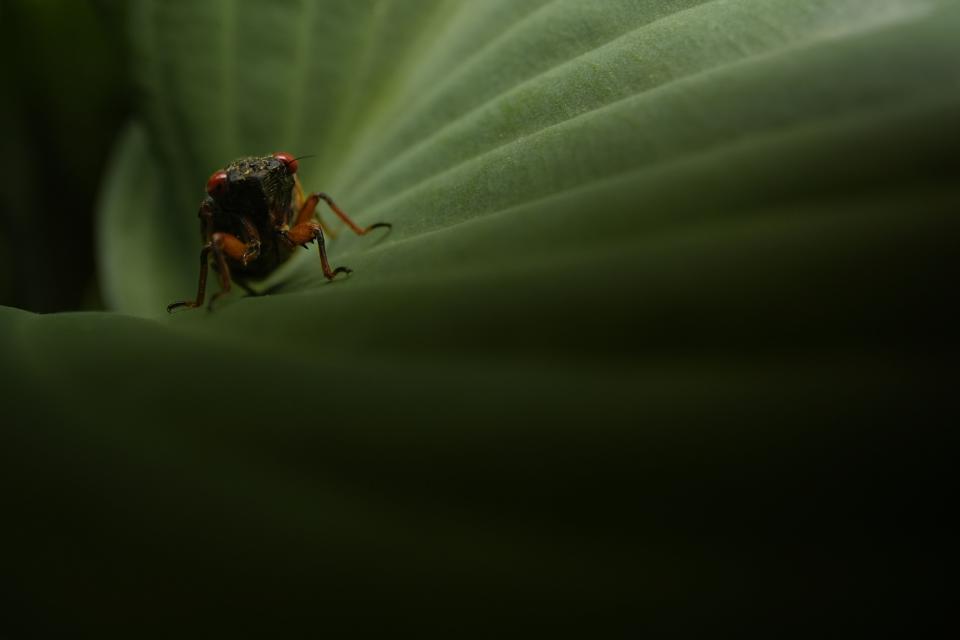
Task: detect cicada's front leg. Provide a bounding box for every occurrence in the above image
[168,205,261,311]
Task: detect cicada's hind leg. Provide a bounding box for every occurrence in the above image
[316,192,391,236]
[279,176,390,282]
[293,177,336,238]
[293,175,391,237]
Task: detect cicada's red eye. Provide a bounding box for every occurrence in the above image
[272,151,298,174]
[206,170,229,197]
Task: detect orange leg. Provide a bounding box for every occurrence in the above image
[279,221,351,281]
[167,244,213,312]
[293,177,390,236]
[316,192,390,236]
[207,232,249,309]
[294,177,336,238]
[167,230,256,311]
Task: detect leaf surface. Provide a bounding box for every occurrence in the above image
[5,0,960,631]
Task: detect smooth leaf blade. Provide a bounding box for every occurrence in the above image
[100,0,960,317]
[342,0,944,213]
[8,0,960,631]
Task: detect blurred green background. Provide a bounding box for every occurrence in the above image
[0,0,129,312]
[1,0,957,634]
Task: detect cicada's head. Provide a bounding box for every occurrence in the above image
[203,152,300,218]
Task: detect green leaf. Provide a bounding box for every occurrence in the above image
[6,0,960,631]
[99,0,960,321]
[96,123,193,317]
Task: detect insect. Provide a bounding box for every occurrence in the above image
[168,152,389,311]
